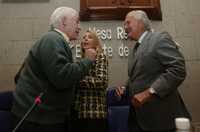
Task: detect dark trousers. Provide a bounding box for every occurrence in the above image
[70,110,107,132]
[12,114,68,132]
[128,106,175,132]
[71,118,107,132]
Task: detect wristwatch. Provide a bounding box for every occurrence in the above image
[149,87,156,95]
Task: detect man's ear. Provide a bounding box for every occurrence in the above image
[138,20,145,32]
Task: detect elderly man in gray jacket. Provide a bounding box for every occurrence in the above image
[116,10,191,132]
[12,7,96,132]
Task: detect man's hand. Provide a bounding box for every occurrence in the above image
[84,48,97,61]
[115,86,125,100]
[131,88,154,109]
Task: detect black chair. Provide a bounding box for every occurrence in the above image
[107,88,129,132]
[0,91,13,132]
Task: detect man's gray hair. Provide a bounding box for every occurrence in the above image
[127,10,152,31]
[49,7,77,28]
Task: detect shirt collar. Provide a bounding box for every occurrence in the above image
[138,31,148,44]
[54,28,75,49]
[54,28,70,42]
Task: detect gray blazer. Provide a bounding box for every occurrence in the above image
[127,31,191,130]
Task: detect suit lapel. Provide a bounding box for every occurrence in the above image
[128,45,138,77]
[128,44,142,77]
[53,30,73,62]
[128,46,133,76]
[128,32,152,77]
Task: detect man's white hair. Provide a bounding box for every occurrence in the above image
[127,10,152,31]
[49,7,77,28]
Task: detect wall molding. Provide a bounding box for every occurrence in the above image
[80,0,162,21]
[2,0,49,3]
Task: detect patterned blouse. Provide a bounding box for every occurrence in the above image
[74,52,108,119]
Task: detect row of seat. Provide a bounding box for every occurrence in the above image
[0,88,129,132]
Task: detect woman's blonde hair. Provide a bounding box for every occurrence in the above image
[81,30,103,57]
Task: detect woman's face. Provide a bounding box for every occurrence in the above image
[81,32,97,50]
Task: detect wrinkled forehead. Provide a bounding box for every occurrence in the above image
[125,14,136,21]
[124,15,132,25]
[69,12,79,20]
[66,14,79,24]
[124,15,139,25]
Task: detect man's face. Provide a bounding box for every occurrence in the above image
[124,15,140,41]
[63,15,81,40]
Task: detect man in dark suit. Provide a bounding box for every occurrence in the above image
[12,7,96,132]
[116,10,191,132]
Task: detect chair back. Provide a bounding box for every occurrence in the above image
[106,87,129,132]
[0,91,13,132]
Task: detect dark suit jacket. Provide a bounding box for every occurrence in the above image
[12,30,93,124]
[127,31,191,131]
